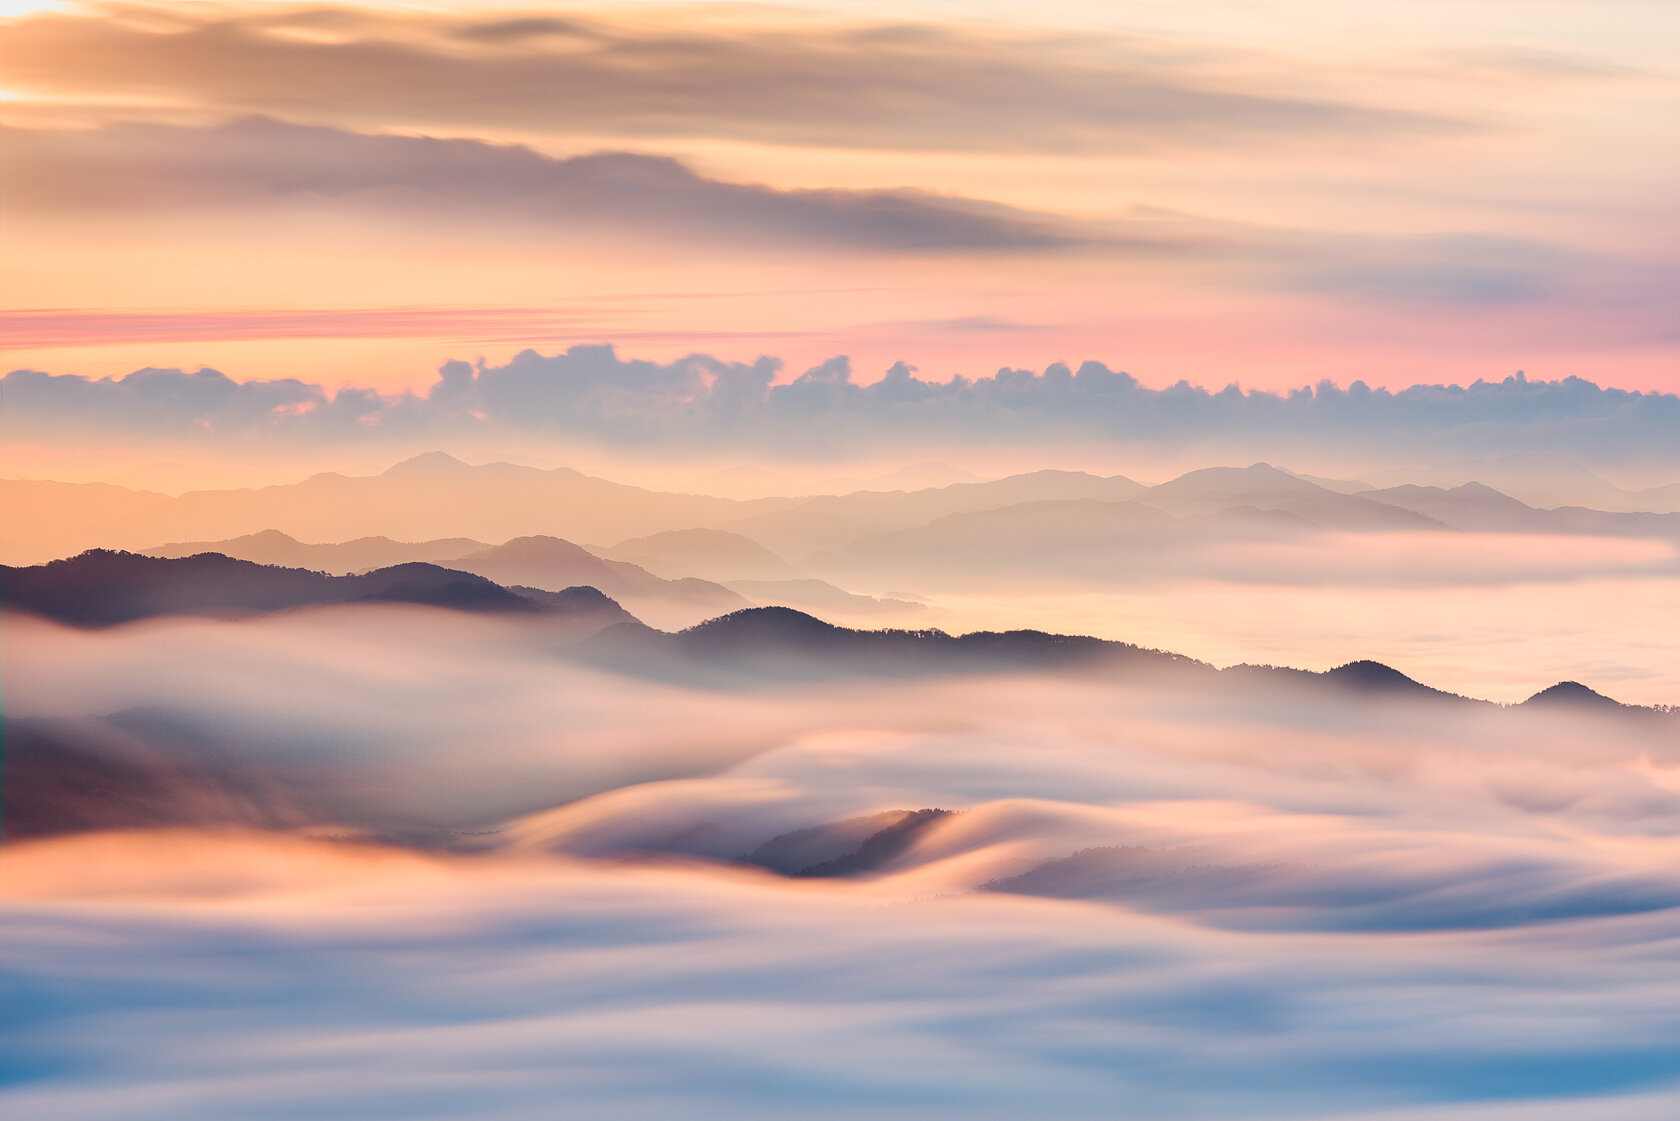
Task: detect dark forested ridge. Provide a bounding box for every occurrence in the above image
[0,549,628,626]
[3,551,1671,717]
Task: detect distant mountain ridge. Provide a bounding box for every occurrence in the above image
[579,604,1206,684]
[0,452,779,564]
[3,550,1670,715]
[143,528,491,571]
[1367,482,1680,540]
[0,549,634,628]
[141,529,750,630]
[9,453,1678,577]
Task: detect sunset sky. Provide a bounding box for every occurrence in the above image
[4,0,1678,397]
[12,9,1680,1117]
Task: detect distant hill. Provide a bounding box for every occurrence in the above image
[800,492,1429,589]
[720,578,929,621]
[722,469,1147,556]
[11,454,1674,577]
[143,529,489,573]
[1521,681,1628,712]
[1136,463,1441,530]
[446,535,750,629]
[136,530,752,631]
[805,498,1178,585]
[1322,659,1474,701]
[581,604,1213,683]
[0,452,787,564]
[0,549,634,629]
[1369,483,1680,540]
[1360,453,1680,513]
[604,528,794,581]
[5,552,1668,718]
[1220,659,1484,706]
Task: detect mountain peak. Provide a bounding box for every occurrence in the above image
[469,535,598,561]
[1151,463,1323,496]
[382,451,471,477]
[682,605,837,640]
[1323,660,1440,697]
[1522,681,1624,710]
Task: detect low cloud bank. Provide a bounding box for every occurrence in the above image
[7,831,1680,1121]
[7,348,1680,463]
[5,604,1680,1117]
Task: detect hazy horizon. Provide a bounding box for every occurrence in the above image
[5,2,1679,1119]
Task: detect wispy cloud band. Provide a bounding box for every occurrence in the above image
[0,5,1466,154]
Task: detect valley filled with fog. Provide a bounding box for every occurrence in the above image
[9,0,1680,1114]
[6,450,1680,1119]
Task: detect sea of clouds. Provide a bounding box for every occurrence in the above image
[5,607,1680,1118]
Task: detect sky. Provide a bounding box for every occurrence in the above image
[3,0,1678,400]
[7,9,1680,1113]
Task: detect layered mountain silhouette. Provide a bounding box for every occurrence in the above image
[721,468,1148,556]
[603,528,795,582]
[144,528,491,571]
[1221,659,1482,704]
[804,498,1181,585]
[143,529,916,626]
[801,492,1422,588]
[582,605,1209,683]
[0,549,634,628]
[1,452,781,564]
[1360,453,1680,513]
[8,550,1674,849]
[10,455,1678,592]
[446,535,749,625]
[1369,482,1680,540]
[717,578,929,621]
[6,554,1664,718]
[1137,464,1441,529]
[141,530,749,630]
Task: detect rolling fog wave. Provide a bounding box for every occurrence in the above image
[5,833,1680,1120]
[5,607,1680,1117]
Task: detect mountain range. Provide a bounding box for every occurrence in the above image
[5,549,1662,715]
[0,549,632,629]
[7,548,1668,849]
[138,529,899,628]
[8,455,1679,583]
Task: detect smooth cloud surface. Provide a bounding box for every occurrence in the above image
[5,607,1680,1118]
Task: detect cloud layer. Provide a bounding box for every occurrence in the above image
[7,348,1680,464]
[6,607,1680,1118]
[2,118,1077,252]
[0,4,1460,154]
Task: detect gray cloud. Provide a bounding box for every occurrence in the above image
[7,348,1680,466]
[7,118,1658,307]
[1,118,1078,252]
[0,5,1468,154]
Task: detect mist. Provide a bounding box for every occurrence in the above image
[10,1,1680,1115]
[6,599,1680,1118]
